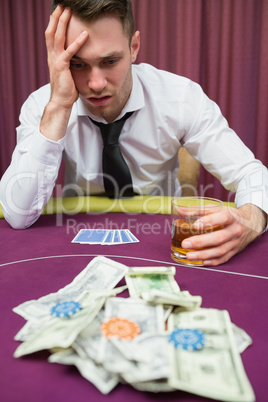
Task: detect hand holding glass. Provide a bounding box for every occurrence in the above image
[171,197,223,266]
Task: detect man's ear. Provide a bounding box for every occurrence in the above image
[131,31,140,62]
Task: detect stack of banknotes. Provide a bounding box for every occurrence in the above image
[13,256,255,401]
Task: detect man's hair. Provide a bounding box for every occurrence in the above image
[51,0,135,43]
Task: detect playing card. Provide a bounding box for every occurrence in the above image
[72,229,139,245]
[72,229,109,244]
[112,230,122,244]
[102,230,115,244]
[124,230,139,243]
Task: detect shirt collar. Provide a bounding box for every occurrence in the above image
[76,65,145,122]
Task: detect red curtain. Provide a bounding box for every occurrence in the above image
[0,0,51,172]
[1,0,267,200]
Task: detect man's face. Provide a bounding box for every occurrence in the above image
[66,14,140,123]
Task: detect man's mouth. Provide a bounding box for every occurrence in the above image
[87,96,112,106]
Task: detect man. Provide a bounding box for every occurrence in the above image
[0,0,267,266]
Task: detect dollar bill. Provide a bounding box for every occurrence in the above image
[12,256,255,399]
[97,297,165,372]
[74,297,169,384]
[13,256,128,322]
[125,265,201,311]
[141,289,202,310]
[14,294,106,358]
[110,333,170,383]
[163,306,173,322]
[103,296,165,334]
[231,323,253,354]
[14,316,52,342]
[49,348,119,394]
[127,266,176,275]
[125,267,180,298]
[73,309,105,362]
[168,308,255,402]
[14,285,127,342]
[131,379,175,393]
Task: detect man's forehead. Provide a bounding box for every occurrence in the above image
[66,13,125,43]
[65,14,130,60]
[66,15,89,42]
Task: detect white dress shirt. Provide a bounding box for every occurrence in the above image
[0,63,267,229]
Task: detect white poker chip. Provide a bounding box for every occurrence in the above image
[169,328,205,351]
[51,301,82,318]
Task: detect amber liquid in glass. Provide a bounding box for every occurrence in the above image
[171,218,221,265]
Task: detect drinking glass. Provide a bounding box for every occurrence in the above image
[171,197,223,266]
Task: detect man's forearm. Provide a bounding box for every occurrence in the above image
[0,134,62,229]
[40,101,72,142]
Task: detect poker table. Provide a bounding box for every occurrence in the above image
[0,196,267,402]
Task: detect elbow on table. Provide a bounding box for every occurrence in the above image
[0,184,43,228]
[0,204,37,230]
[2,214,32,230]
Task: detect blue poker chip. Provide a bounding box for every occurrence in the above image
[51,301,82,318]
[168,328,205,351]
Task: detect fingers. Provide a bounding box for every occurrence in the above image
[181,207,248,266]
[45,5,65,52]
[45,6,71,54]
[45,5,88,63]
[202,251,236,266]
[193,207,231,230]
[182,208,234,249]
[186,239,239,266]
[65,31,89,59]
[54,8,72,53]
[184,224,234,250]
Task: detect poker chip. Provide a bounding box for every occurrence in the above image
[168,328,205,351]
[51,301,82,318]
[101,317,140,340]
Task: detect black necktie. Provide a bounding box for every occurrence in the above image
[89,112,135,198]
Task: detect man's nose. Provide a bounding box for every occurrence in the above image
[87,68,107,93]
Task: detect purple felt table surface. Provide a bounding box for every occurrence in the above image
[0,211,267,402]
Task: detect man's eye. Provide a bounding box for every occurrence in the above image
[70,62,85,70]
[106,58,118,65]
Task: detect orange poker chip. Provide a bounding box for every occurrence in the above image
[101,317,140,340]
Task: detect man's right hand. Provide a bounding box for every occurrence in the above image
[40,5,88,141]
